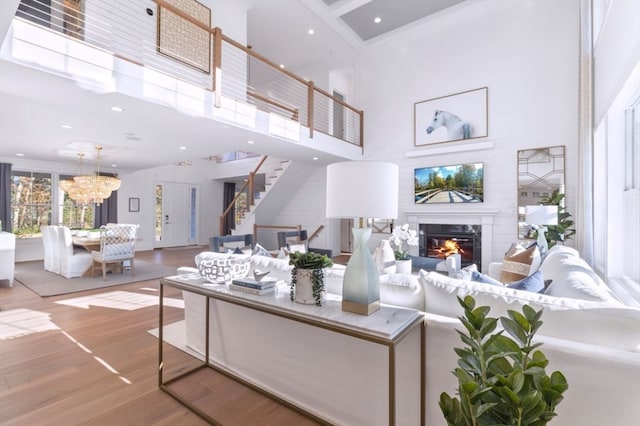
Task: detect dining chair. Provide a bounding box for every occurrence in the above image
[58,226,93,278]
[41,225,54,273]
[91,224,139,280]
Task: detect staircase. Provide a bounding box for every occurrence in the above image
[230,160,316,236]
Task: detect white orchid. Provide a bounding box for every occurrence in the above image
[390,223,418,260]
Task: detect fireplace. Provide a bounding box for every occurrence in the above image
[419,224,482,271]
[406,208,499,272]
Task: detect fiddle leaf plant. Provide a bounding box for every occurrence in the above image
[538,189,575,247]
[288,252,333,306]
[439,296,568,426]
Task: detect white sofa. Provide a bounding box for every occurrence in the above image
[0,231,16,287]
[419,245,640,426]
[178,247,640,426]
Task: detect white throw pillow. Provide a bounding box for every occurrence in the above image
[379,273,425,311]
[542,255,617,302]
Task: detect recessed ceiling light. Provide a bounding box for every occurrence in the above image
[279,64,285,69]
[111,106,124,112]
[248,140,255,144]
[179,146,187,150]
[313,157,318,161]
[111,164,118,168]
[374,17,382,23]
[61,124,72,129]
[308,29,314,35]
[16,153,24,157]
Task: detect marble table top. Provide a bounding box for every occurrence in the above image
[162,273,424,341]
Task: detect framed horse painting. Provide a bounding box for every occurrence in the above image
[414,87,488,146]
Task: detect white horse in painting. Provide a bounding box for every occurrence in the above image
[426,110,473,140]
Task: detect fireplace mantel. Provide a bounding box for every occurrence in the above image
[405,209,500,271]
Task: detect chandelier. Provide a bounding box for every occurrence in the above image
[59,146,121,205]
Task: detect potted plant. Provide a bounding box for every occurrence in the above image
[538,189,576,247]
[289,251,333,306]
[390,223,418,273]
[439,296,568,426]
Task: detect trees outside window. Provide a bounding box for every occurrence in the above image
[10,170,93,238]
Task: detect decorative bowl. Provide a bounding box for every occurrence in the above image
[198,256,250,284]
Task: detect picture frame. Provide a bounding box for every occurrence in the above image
[157,0,212,73]
[129,197,140,212]
[414,87,488,146]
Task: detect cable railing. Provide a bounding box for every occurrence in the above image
[11,0,364,148]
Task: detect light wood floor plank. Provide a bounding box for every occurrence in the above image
[0,247,322,426]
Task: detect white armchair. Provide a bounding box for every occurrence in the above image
[58,226,93,279]
[0,232,16,287]
[91,224,138,280]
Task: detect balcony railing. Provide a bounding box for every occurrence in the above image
[12,0,364,148]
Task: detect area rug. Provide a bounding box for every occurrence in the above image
[14,260,177,297]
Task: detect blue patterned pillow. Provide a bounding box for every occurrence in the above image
[470,271,503,286]
[251,243,272,257]
[506,270,545,293]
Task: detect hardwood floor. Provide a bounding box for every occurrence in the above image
[0,247,321,426]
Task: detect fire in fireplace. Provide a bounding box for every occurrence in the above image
[419,224,482,271]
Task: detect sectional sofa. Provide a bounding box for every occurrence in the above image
[176,245,639,426]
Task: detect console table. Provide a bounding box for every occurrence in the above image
[159,274,425,425]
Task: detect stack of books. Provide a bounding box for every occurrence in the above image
[229,277,277,295]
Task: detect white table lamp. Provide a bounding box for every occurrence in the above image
[326,161,399,315]
[525,205,558,255]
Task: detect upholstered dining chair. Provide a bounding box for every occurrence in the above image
[91,224,139,280]
[58,226,93,279]
[41,225,61,274]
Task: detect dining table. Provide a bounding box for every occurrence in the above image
[72,236,101,252]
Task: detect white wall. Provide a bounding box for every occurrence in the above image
[276,0,581,262]
[357,0,580,262]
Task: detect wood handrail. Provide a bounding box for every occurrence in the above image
[308,225,324,243]
[219,155,268,235]
[247,90,299,121]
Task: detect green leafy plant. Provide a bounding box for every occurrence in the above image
[537,190,575,247]
[288,252,333,306]
[439,296,568,426]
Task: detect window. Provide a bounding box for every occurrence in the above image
[11,170,94,238]
[593,63,640,284]
[625,93,640,191]
[10,170,52,238]
[58,174,94,229]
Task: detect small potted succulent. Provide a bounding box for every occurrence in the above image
[288,251,334,306]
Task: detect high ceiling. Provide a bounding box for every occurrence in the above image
[0,0,466,172]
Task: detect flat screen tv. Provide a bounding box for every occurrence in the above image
[414,162,484,204]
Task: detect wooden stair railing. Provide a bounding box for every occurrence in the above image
[308,225,325,244]
[219,155,268,235]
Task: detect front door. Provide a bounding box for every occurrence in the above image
[155,182,197,248]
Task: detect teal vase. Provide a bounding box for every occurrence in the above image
[342,227,380,315]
